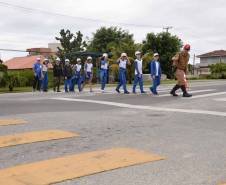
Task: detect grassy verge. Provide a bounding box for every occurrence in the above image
[0,87,32,94]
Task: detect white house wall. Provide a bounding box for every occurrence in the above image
[200,57,226,67]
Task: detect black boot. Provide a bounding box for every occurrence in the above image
[181,85,192,97]
[170,85,180,96]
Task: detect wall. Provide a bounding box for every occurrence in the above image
[200,56,226,67]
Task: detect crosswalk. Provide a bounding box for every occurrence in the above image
[0,130,78,148]
[0,119,27,126]
[64,87,225,99]
[53,97,226,117]
[0,119,164,185]
[0,86,226,184]
[214,98,226,102]
[158,89,216,97]
[190,92,226,99]
[0,148,164,185]
[4,86,225,103]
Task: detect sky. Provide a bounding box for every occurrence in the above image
[0,0,226,63]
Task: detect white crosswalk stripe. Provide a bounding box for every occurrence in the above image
[52,97,226,117]
[190,92,226,99]
[214,98,226,102]
[159,89,216,97]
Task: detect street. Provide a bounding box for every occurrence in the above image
[0,80,226,185]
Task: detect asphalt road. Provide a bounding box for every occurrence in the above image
[0,80,226,185]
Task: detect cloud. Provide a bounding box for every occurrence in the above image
[0,0,226,61]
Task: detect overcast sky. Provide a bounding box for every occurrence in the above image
[0,0,226,62]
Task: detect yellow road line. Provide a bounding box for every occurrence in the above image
[0,119,27,126]
[0,148,165,185]
[0,130,78,148]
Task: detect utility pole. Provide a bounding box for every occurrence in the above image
[193,54,196,75]
[163,26,173,33]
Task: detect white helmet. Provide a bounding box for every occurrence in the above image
[77,58,81,62]
[65,59,70,62]
[121,53,127,57]
[56,57,60,61]
[154,53,159,57]
[103,53,108,58]
[87,56,92,60]
[135,51,141,56]
[36,57,41,61]
[44,58,49,61]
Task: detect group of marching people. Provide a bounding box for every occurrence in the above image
[32,44,192,97]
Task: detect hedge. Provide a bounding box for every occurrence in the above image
[7,70,54,88]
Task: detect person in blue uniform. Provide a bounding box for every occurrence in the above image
[74,58,83,92]
[116,53,131,94]
[69,63,76,92]
[83,56,94,92]
[150,53,162,95]
[41,58,49,92]
[63,59,73,93]
[132,51,146,94]
[100,53,108,93]
[32,57,42,92]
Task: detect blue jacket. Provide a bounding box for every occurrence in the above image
[33,63,42,78]
[149,61,162,77]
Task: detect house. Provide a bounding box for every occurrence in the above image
[26,48,55,57]
[48,43,62,53]
[197,50,226,75]
[4,48,54,70]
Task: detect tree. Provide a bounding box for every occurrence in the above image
[0,64,8,87]
[88,27,137,58]
[142,32,182,78]
[55,29,87,62]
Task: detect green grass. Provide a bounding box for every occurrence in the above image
[0,87,32,94]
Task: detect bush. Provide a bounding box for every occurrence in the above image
[207,72,226,79]
[109,64,119,82]
[8,70,34,87]
[0,64,7,72]
[7,70,54,88]
[209,63,226,79]
[142,52,153,74]
[0,64,8,87]
[210,63,226,74]
[7,74,18,91]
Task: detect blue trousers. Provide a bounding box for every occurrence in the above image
[42,73,48,91]
[151,76,161,94]
[33,75,42,91]
[133,74,144,93]
[64,78,72,92]
[75,76,83,92]
[69,76,76,92]
[100,69,107,90]
[116,68,128,92]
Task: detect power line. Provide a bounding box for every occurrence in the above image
[0,1,163,29]
[0,48,27,52]
[0,48,55,54]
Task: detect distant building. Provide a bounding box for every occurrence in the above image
[27,48,55,57]
[48,43,62,53]
[197,50,226,75]
[5,48,54,70]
